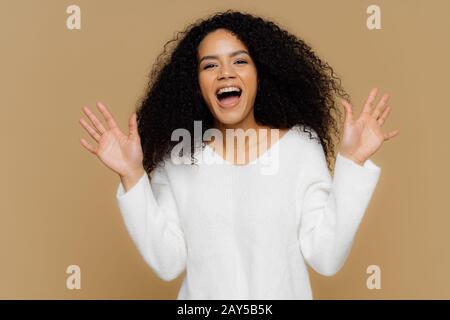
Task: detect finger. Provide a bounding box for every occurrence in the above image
[373,92,390,119]
[128,112,138,138]
[384,129,400,141]
[82,106,106,134]
[377,105,391,126]
[80,138,98,155]
[340,98,353,125]
[97,102,119,130]
[79,118,101,142]
[362,87,379,114]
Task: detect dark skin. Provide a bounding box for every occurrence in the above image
[78,30,399,190]
[197,29,400,166]
[197,28,289,165]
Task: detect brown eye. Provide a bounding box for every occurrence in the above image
[235,60,247,64]
[203,64,216,70]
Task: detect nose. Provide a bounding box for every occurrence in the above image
[217,63,236,80]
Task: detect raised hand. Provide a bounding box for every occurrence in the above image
[79,102,144,180]
[339,88,400,165]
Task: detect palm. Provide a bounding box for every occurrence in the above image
[339,88,400,164]
[96,128,143,176]
[79,102,143,177]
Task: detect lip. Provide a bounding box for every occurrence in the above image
[215,91,242,109]
[214,84,243,109]
[215,83,242,95]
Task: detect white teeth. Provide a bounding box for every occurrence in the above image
[217,86,241,95]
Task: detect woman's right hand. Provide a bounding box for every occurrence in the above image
[79,102,145,184]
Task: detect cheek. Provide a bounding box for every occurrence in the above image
[198,73,214,99]
[241,69,258,94]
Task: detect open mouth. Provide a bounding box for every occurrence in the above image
[215,86,242,108]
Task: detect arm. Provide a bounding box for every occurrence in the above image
[296,140,381,276]
[116,165,187,281]
[78,102,186,281]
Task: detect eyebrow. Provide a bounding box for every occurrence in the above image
[199,50,250,64]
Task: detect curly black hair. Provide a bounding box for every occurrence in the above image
[135,9,350,174]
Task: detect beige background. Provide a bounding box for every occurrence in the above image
[1,0,449,299]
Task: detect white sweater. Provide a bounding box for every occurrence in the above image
[115,125,381,299]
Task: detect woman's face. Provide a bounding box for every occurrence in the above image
[197,28,258,128]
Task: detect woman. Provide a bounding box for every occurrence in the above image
[78,10,399,299]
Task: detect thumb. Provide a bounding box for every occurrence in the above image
[340,98,353,126]
[128,112,138,138]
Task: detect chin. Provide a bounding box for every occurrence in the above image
[213,106,253,126]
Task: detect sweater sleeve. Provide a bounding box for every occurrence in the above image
[115,165,187,281]
[297,140,381,277]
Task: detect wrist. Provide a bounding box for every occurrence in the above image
[352,158,365,166]
[122,165,145,177]
[339,152,365,166]
[120,166,146,187]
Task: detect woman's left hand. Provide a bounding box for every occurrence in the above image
[338,87,400,165]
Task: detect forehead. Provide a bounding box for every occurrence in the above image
[197,29,248,57]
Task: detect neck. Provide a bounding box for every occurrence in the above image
[211,113,279,155]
